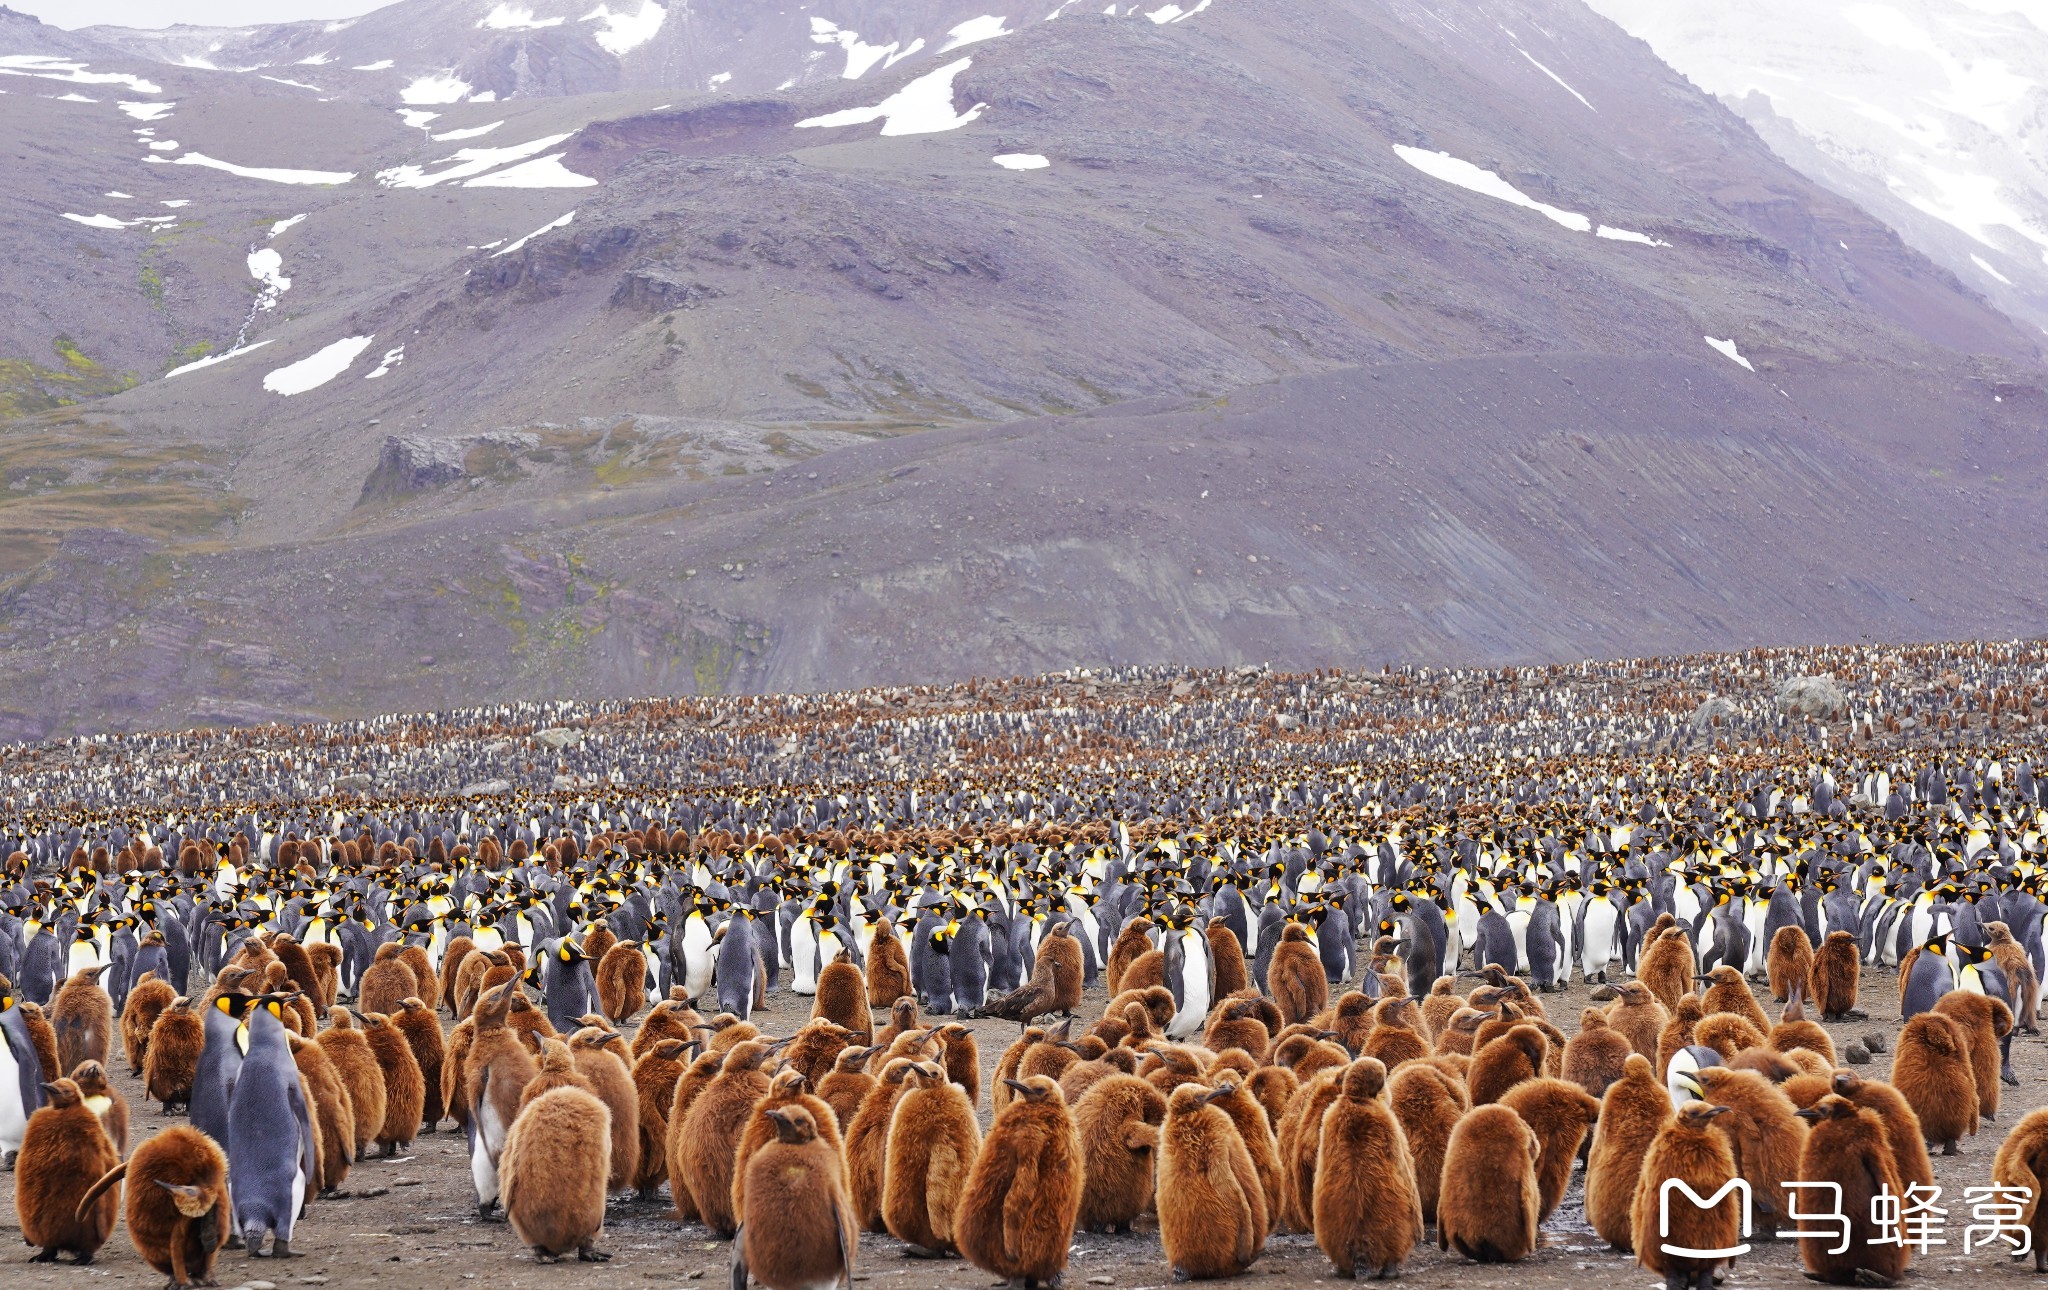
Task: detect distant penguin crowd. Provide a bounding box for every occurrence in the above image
[2,642,2047,1285]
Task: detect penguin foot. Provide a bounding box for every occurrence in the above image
[29,1248,58,1263]
[576,1246,611,1263]
[1,1150,14,1171]
[1942,1141,1962,1156]
[1849,1270,1895,1288]
[2004,1069,2022,1087]
[270,1240,298,1259]
[1170,1269,1191,1284]
[532,1248,559,1264]
[901,1245,949,1260]
[477,1201,500,1221]
[74,1251,95,1266]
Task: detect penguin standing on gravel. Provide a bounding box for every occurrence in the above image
[1,976,46,1168]
[228,999,317,1258]
[540,937,595,1034]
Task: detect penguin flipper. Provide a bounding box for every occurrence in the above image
[730,1223,749,1290]
[288,1078,317,1188]
[830,1200,854,1289]
[999,1154,1041,1264]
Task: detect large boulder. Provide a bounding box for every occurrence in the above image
[1776,675,1848,719]
[1689,695,1739,731]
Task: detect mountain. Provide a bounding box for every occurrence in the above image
[1585,0,2048,338]
[1,0,2044,741]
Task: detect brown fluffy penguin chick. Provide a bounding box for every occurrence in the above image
[873,996,924,1054]
[735,1105,856,1290]
[1699,964,1770,1033]
[466,982,540,1215]
[1985,921,2041,1034]
[502,1086,612,1263]
[52,966,114,1075]
[882,1060,982,1256]
[594,940,647,1025]
[79,1125,228,1289]
[1436,1104,1542,1263]
[120,971,176,1075]
[1363,997,1429,1070]
[1420,976,1465,1039]
[357,942,417,1020]
[1632,1102,1741,1290]
[519,1037,591,1110]
[361,1011,425,1155]
[317,1007,388,1159]
[991,1024,1047,1111]
[934,1021,981,1107]
[142,997,204,1112]
[1890,1011,1979,1153]
[1157,1081,1267,1280]
[782,1019,853,1090]
[664,1045,725,1222]
[630,1038,693,1199]
[1500,1076,1601,1221]
[865,923,914,1011]
[1690,1065,1809,1233]
[811,960,871,1042]
[69,1060,129,1156]
[1207,919,1250,999]
[1638,924,1697,1013]
[1586,1053,1672,1251]
[391,997,447,1131]
[1313,1058,1422,1281]
[1388,1061,1468,1229]
[1118,948,1166,995]
[1794,1095,1909,1287]
[956,1074,1083,1290]
[1829,1070,1933,1190]
[1810,930,1861,1021]
[1933,989,2014,1120]
[1694,1012,1767,1061]
[1563,1008,1634,1098]
[1991,1107,2048,1272]
[438,935,475,1017]
[731,1068,842,1221]
[1768,987,1837,1066]
[1105,917,1154,996]
[304,942,341,1013]
[287,1032,354,1194]
[846,1057,917,1233]
[1605,981,1670,1059]
[569,1028,640,1192]
[1276,1067,1344,1233]
[1434,1007,1489,1057]
[1201,997,1273,1062]
[1766,925,1814,1003]
[1071,1073,1166,1233]
[1656,995,1705,1078]
[679,1039,777,1238]
[441,1016,476,1132]
[1468,1023,1547,1106]
[16,1077,121,1263]
[1267,924,1328,1027]
[1206,1078,1285,1237]
[632,996,703,1060]
[816,1043,877,1133]
[1247,1064,1298,1138]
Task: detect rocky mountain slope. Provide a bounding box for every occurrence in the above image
[1,0,2044,740]
[1587,0,2048,337]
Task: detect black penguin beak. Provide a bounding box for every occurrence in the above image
[1200,1084,1236,1105]
[1793,1107,1821,1122]
[1002,1077,1031,1095]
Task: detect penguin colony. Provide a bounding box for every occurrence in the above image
[0,644,2044,1286]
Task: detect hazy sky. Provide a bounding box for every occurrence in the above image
[12,0,395,27]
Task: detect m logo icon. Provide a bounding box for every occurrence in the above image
[1658,1177,1753,1259]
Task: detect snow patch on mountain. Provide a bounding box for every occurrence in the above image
[378,132,575,187]
[164,339,274,379]
[1705,336,1755,371]
[583,2,665,56]
[264,335,375,395]
[402,73,473,105]
[1393,145,1591,231]
[464,154,597,187]
[480,4,565,30]
[493,209,575,256]
[147,153,356,185]
[797,59,986,136]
